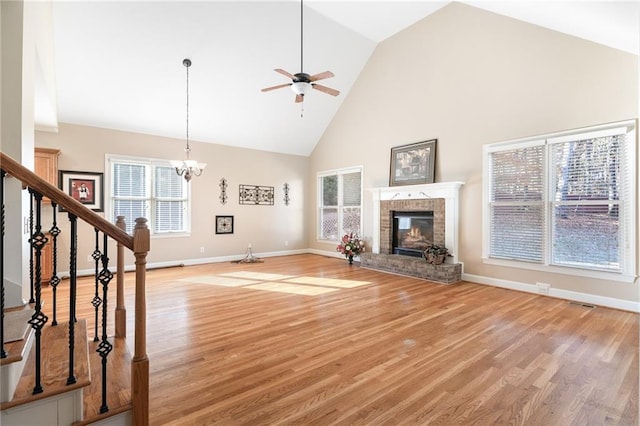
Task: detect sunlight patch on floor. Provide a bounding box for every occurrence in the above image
[220,271,295,281]
[284,276,372,289]
[177,272,366,296]
[245,282,339,295]
[177,275,259,287]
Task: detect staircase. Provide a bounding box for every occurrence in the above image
[0,152,149,425]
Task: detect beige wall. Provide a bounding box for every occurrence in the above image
[308,3,639,302]
[36,123,308,270]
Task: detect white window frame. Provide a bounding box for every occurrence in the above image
[482,120,636,283]
[106,154,191,238]
[317,166,363,242]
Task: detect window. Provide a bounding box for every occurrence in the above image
[108,155,190,235]
[484,121,635,280]
[318,167,363,241]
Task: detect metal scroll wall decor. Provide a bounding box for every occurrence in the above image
[219,178,228,205]
[283,183,290,206]
[239,185,274,205]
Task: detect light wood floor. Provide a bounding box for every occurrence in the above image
[43,254,638,425]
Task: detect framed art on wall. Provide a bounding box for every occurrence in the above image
[389,139,437,186]
[58,170,104,211]
[239,185,274,205]
[215,215,234,234]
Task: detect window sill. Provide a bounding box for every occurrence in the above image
[482,257,636,283]
[152,232,191,239]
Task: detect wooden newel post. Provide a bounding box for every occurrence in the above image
[115,216,126,338]
[132,217,150,426]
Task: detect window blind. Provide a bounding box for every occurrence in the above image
[489,145,545,262]
[154,166,187,233]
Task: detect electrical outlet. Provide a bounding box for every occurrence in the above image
[284,241,289,247]
[536,282,551,295]
[199,247,205,253]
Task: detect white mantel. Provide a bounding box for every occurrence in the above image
[368,182,464,263]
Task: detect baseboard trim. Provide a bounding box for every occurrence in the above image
[462,273,640,313]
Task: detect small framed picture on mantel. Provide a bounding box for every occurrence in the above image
[389,139,437,186]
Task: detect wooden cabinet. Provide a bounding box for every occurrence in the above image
[34,148,61,202]
[40,233,53,284]
[34,148,60,284]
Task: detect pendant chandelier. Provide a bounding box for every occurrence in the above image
[170,58,206,182]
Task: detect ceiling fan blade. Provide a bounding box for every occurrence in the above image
[275,68,296,80]
[261,83,292,92]
[312,84,340,96]
[309,71,334,82]
[295,94,304,103]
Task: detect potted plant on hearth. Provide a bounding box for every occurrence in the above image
[423,244,449,265]
[337,233,365,265]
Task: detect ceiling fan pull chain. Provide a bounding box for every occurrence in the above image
[300,103,304,118]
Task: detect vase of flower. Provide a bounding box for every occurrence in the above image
[336,233,365,265]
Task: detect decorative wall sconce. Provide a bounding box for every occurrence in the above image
[283,183,290,206]
[219,178,228,205]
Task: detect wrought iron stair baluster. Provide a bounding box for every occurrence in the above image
[67,213,78,385]
[49,202,61,326]
[91,228,102,342]
[97,232,114,413]
[28,189,49,394]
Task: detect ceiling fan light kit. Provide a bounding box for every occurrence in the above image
[172,58,206,182]
[291,81,311,96]
[261,0,340,107]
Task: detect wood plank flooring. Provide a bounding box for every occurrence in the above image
[42,254,638,425]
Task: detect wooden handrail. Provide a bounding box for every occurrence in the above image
[0,152,133,249]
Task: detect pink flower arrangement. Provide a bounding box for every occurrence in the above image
[336,233,365,258]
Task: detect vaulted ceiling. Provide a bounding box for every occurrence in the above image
[35,1,639,156]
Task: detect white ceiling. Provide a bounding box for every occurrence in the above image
[37,1,639,157]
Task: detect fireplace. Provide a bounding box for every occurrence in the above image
[362,182,464,284]
[392,211,434,257]
[368,181,464,264]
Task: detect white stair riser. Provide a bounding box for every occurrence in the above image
[1,330,34,403]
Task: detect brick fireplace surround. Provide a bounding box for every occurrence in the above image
[360,182,464,284]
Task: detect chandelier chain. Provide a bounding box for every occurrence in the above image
[185,59,190,156]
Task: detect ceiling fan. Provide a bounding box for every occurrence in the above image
[261,0,340,104]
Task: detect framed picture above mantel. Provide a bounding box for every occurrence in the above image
[389,139,437,186]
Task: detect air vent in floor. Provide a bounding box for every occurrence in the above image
[569,301,596,309]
